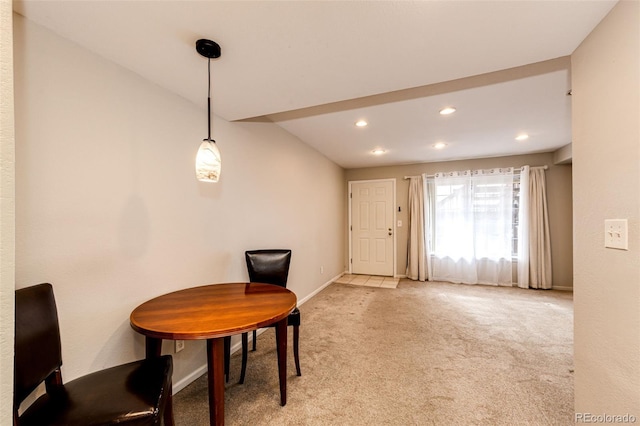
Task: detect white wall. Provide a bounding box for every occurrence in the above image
[0,1,16,424]
[572,0,639,415]
[12,13,344,390]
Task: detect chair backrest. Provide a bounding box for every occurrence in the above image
[245,249,292,288]
[14,283,63,406]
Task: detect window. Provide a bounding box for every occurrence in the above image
[432,170,514,261]
[429,168,515,285]
[512,177,520,257]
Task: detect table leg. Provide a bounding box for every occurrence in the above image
[275,318,287,406]
[145,337,162,358]
[206,338,225,426]
[224,336,231,383]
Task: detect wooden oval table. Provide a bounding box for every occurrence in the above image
[130,282,297,426]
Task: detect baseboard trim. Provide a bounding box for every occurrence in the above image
[173,363,207,394]
[297,273,340,305]
[172,330,266,394]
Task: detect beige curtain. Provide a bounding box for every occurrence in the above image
[517,166,530,289]
[424,177,435,281]
[528,168,552,289]
[406,176,427,281]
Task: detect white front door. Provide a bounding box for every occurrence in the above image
[350,180,395,276]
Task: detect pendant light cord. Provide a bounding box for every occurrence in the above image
[207,57,212,140]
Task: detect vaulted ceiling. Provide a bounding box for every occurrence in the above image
[14,0,617,168]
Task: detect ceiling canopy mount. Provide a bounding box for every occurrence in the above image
[196,39,221,59]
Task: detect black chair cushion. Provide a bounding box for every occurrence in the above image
[18,355,173,426]
[287,307,301,327]
[264,307,299,328]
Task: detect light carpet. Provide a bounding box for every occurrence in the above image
[173,280,574,425]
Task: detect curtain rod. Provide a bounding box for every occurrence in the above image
[403,165,548,180]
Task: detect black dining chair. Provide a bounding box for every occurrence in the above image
[238,249,301,384]
[14,283,174,426]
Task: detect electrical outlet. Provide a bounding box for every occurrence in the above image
[175,340,185,353]
[320,266,324,274]
[604,219,628,250]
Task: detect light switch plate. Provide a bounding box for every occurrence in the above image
[604,219,628,250]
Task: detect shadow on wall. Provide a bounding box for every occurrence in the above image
[90,319,141,371]
[118,194,150,259]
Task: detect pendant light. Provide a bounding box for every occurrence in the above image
[195,39,222,182]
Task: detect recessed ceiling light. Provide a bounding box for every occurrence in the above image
[515,134,529,141]
[439,107,456,115]
[355,120,368,127]
[433,142,447,149]
[372,149,386,155]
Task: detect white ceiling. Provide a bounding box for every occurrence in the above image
[14,0,617,168]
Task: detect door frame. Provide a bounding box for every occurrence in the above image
[348,178,397,277]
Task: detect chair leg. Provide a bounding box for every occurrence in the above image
[252,329,257,351]
[163,384,175,426]
[239,332,248,384]
[224,336,231,383]
[293,325,301,376]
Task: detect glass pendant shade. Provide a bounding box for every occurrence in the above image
[195,139,221,182]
